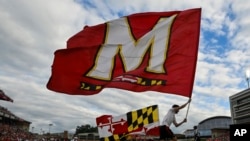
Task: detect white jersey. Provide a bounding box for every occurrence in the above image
[162,108,176,127]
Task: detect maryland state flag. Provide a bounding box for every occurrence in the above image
[47,8,201,97]
[96,105,159,141]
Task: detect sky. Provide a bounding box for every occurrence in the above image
[1,0,250,135]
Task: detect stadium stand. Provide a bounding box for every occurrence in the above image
[0,105,32,141]
[229,88,250,124]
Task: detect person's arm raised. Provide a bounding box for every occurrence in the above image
[177,99,191,110]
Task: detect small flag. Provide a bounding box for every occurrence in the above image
[96,105,159,141]
[0,89,13,102]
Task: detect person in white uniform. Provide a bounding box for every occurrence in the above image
[159,99,191,141]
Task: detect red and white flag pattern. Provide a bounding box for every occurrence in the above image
[47,8,201,97]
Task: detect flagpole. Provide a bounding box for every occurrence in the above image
[185,98,191,119]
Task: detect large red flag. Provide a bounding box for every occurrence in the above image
[47,8,201,97]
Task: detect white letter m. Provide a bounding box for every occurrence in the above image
[87,15,177,80]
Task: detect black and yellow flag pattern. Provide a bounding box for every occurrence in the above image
[127,105,159,132]
[100,134,126,141]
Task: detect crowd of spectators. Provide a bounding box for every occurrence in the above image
[0,124,71,141]
[0,124,34,141]
[1,106,70,141]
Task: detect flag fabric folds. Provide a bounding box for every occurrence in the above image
[47,8,201,97]
[96,105,159,141]
[0,89,13,102]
